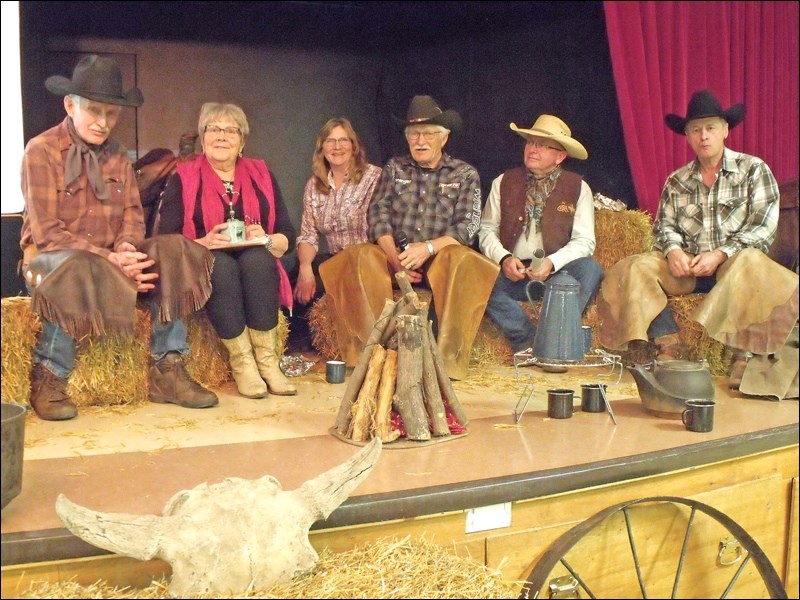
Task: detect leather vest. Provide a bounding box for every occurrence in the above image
[498,166,582,256]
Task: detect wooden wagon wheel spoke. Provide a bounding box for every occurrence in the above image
[520,495,787,599]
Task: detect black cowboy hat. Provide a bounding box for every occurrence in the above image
[664,89,745,135]
[45,55,144,107]
[394,95,462,132]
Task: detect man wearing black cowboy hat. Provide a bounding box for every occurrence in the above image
[20,54,219,420]
[598,89,798,397]
[319,95,499,380]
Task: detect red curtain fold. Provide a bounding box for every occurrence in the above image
[604,1,799,216]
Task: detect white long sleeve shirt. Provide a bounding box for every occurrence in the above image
[478,172,596,272]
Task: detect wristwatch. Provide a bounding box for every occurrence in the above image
[425,240,435,256]
[264,234,273,253]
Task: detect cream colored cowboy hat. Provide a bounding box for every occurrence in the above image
[510,114,588,160]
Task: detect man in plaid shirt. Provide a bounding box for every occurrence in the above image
[320,96,498,380]
[598,90,798,394]
[20,55,218,420]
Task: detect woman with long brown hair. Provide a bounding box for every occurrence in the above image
[289,118,381,350]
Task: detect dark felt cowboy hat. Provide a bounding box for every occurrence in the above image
[395,95,462,132]
[664,89,745,135]
[45,55,144,107]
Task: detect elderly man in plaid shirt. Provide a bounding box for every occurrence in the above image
[598,90,798,396]
[20,55,218,420]
[320,95,499,380]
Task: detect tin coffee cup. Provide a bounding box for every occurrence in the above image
[682,400,715,432]
[224,219,246,243]
[326,360,346,384]
[547,388,574,419]
[580,384,607,413]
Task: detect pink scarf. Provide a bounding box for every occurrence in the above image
[176,155,293,312]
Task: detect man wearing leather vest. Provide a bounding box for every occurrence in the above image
[478,115,603,361]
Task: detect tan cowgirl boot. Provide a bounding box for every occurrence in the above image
[220,331,267,398]
[249,327,297,396]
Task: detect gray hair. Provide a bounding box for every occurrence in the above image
[198,102,250,141]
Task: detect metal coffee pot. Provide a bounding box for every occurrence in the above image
[628,359,715,419]
[528,272,585,362]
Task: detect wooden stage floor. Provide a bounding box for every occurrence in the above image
[2,353,798,583]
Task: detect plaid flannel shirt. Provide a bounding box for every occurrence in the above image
[654,148,779,257]
[20,117,144,259]
[296,164,381,254]
[368,154,481,245]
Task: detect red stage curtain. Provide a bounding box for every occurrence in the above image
[604,1,799,216]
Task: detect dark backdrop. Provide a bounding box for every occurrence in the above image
[6,1,635,297]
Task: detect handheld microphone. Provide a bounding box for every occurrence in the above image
[394,231,408,252]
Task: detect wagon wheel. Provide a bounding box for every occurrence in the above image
[519,496,787,599]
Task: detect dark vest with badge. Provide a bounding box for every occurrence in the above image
[498,166,582,256]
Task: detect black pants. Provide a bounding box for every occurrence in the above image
[283,252,331,352]
[205,247,280,339]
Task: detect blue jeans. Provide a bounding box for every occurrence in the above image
[34,303,189,379]
[486,257,604,352]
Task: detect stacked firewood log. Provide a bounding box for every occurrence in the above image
[334,273,469,443]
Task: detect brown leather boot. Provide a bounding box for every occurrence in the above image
[29,363,77,421]
[728,350,752,390]
[149,352,219,408]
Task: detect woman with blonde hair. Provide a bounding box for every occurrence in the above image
[159,102,297,398]
[289,118,381,350]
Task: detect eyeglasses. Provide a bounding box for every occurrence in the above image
[323,137,352,147]
[526,139,564,152]
[406,130,440,142]
[204,125,242,137]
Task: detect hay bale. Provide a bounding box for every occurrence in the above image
[308,288,435,361]
[17,535,521,599]
[0,297,289,407]
[1,296,42,406]
[594,208,654,271]
[668,294,730,376]
[68,307,152,407]
[185,310,231,391]
[308,294,340,360]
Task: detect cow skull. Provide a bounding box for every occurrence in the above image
[55,437,381,597]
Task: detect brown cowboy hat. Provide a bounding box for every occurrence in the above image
[395,95,462,132]
[664,89,745,135]
[45,54,144,107]
[509,114,588,160]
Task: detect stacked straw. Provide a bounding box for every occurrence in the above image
[16,535,522,599]
[1,296,291,407]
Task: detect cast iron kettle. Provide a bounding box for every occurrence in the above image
[628,359,715,419]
